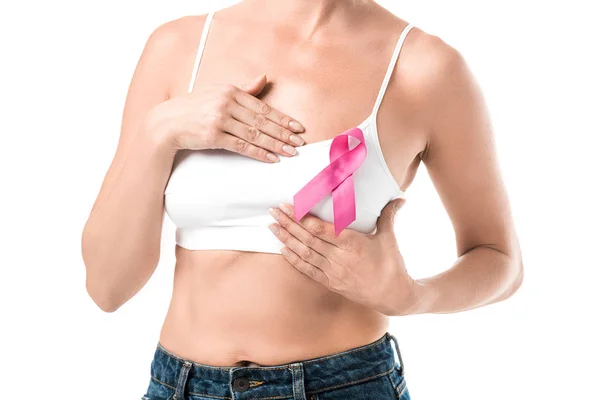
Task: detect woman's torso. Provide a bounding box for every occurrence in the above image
[158,3,427,367]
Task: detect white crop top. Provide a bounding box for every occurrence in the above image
[164,10,414,254]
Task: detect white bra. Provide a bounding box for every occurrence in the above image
[164,10,414,254]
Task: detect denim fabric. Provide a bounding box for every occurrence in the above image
[141,331,411,400]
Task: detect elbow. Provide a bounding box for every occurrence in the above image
[81,227,159,313]
[82,255,155,314]
[513,258,524,293]
[81,228,123,313]
[91,297,121,314]
[86,275,123,313]
[82,249,124,313]
[500,256,524,301]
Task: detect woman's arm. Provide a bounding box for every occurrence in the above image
[407,39,524,315]
[81,18,190,312]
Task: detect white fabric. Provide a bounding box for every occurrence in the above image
[165,10,414,254]
[187,10,214,93]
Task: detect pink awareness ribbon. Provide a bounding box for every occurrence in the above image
[293,127,367,236]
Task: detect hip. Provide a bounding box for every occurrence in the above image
[142,331,411,400]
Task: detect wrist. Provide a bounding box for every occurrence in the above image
[137,119,178,164]
[407,278,440,315]
[387,278,439,316]
[141,105,179,156]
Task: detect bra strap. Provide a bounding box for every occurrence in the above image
[370,23,414,116]
[188,11,215,93]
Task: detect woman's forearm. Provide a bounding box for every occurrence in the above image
[81,125,176,312]
[402,245,524,315]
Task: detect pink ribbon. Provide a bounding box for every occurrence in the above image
[293,127,367,236]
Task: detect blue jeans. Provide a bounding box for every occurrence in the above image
[142,331,411,400]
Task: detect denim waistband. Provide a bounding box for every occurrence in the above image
[149,331,405,399]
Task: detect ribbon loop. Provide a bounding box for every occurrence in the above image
[293,127,367,236]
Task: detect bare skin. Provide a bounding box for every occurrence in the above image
[82,0,523,367]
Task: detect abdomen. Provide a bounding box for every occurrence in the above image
[158,246,390,366]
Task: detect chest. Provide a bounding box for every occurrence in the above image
[164,123,402,234]
[187,30,392,141]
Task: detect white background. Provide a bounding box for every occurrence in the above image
[1,1,598,399]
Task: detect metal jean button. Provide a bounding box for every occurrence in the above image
[232,377,250,392]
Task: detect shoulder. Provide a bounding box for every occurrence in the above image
[369,6,470,111]
[145,14,208,53]
[389,22,480,160]
[389,21,468,104]
[137,14,212,95]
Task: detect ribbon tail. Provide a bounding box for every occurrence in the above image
[332,175,356,236]
[293,165,343,222]
[293,127,367,230]
[293,147,363,222]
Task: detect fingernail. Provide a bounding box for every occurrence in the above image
[267,153,280,162]
[269,224,279,235]
[289,120,305,132]
[280,247,290,256]
[268,208,279,219]
[279,204,292,216]
[282,145,296,156]
[289,135,304,146]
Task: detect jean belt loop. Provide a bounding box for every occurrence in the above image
[387,332,405,375]
[289,362,307,400]
[173,360,192,400]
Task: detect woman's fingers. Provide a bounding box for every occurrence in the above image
[232,90,306,151]
[217,124,281,163]
[226,103,301,157]
[228,100,304,149]
[220,118,282,162]
[234,88,305,134]
[195,82,307,163]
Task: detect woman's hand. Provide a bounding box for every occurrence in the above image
[267,199,421,316]
[144,74,306,163]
